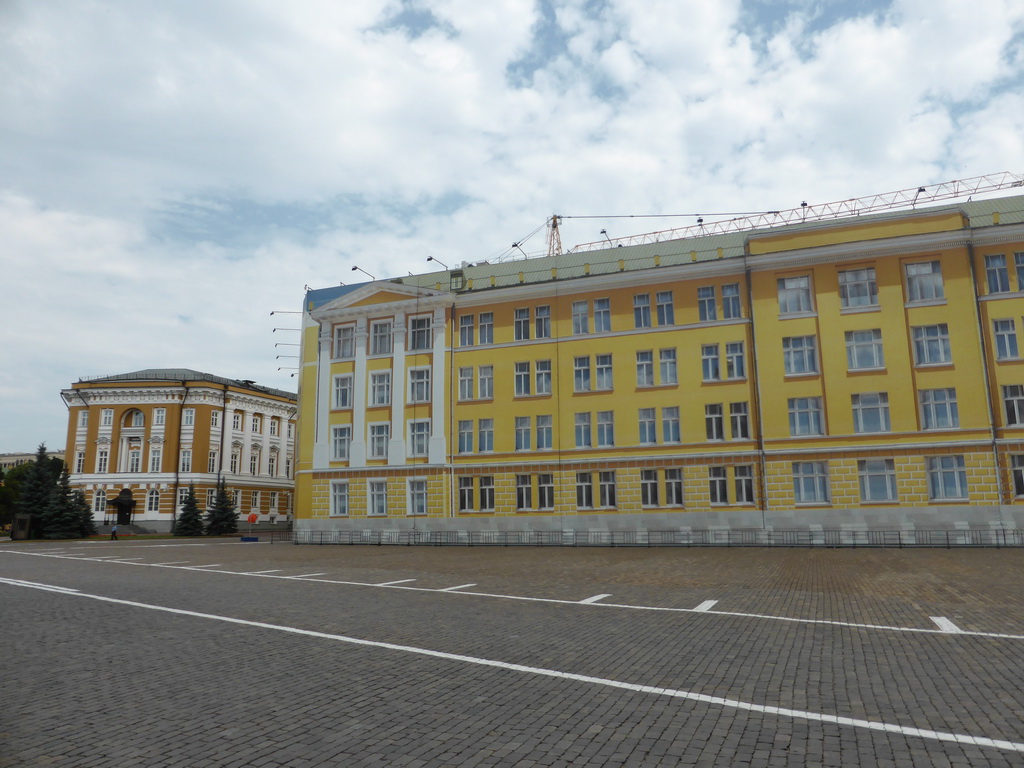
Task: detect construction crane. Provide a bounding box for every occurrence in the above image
[566,171,1024,254]
[547,214,562,258]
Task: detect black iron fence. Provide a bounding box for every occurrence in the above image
[266,528,1024,548]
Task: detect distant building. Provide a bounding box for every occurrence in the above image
[61,369,296,531]
[293,192,1024,536]
[0,450,65,472]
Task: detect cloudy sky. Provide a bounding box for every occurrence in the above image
[2,0,1023,454]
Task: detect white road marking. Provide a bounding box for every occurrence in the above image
[151,561,191,566]
[0,577,79,594]
[244,569,283,574]
[184,564,223,569]
[1,577,1022,756]
[440,583,477,592]
[930,617,965,634]
[289,573,328,578]
[693,600,718,612]
[580,594,612,604]
[109,557,145,561]
[376,579,417,586]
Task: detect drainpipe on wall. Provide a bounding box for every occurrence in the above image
[744,258,770,528]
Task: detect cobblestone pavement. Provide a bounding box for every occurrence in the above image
[1,541,1022,767]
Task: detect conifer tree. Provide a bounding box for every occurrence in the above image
[174,484,204,536]
[17,444,58,520]
[204,479,238,536]
[40,468,84,539]
[74,489,97,538]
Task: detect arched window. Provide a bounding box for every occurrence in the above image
[93,491,107,513]
[146,489,160,513]
[122,409,144,427]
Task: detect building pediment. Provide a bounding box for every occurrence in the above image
[310,282,452,322]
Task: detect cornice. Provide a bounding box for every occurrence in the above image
[745,230,973,272]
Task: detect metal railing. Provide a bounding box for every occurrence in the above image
[267,528,1024,548]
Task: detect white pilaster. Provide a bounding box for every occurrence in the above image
[428,306,447,464]
[389,312,407,465]
[312,326,333,467]
[350,318,369,467]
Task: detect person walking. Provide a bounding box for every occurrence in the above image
[110,524,118,541]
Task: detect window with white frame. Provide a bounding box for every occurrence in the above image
[905,260,944,302]
[369,480,387,516]
[852,392,891,433]
[536,414,553,449]
[638,408,657,444]
[230,448,240,473]
[458,420,473,453]
[370,320,393,355]
[331,425,352,460]
[146,489,160,513]
[633,294,651,328]
[660,349,677,385]
[179,449,192,472]
[333,374,353,409]
[596,411,614,447]
[269,417,278,437]
[477,365,493,399]
[912,324,951,365]
[178,488,190,509]
[594,298,611,332]
[268,453,277,476]
[735,465,754,503]
[538,474,554,509]
[788,397,824,436]
[74,450,85,473]
[153,408,165,426]
[232,412,242,430]
[516,475,532,510]
[666,468,684,506]
[251,414,261,433]
[705,404,724,441]
[574,356,591,392]
[184,408,196,427]
[268,491,278,513]
[920,388,959,429]
[514,362,531,396]
[127,445,142,473]
[575,472,594,508]
[1013,455,1024,496]
[701,344,721,381]
[97,448,109,473]
[783,335,818,375]
[572,301,589,334]
[101,408,113,427]
[636,350,654,387]
[730,402,750,439]
[78,410,89,428]
[986,254,1010,293]
[330,481,349,516]
[656,291,675,325]
[459,314,474,347]
[535,305,551,338]
[408,368,431,403]
[845,330,884,370]
[709,467,728,504]
[479,312,494,344]
[859,459,897,502]
[777,276,812,314]
[599,471,617,507]
[249,448,260,475]
[514,308,530,340]
[1016,253,1024,291]
[479,476,494,511]
[722,283,741,319]
[478,419,494,452]
[662,406,681,443]
[458,477,474,511]
[93,490,106,513]
[573,412,591,448]
[1004,385,1024,425]
[793,461,829,504]
[408,421,430,456]
[838,267,878,308]
[369,423,390,458]
[408,479,428,516]
[408,315,432,350]
[149,448,162,473]
[535,360,552,395]
[207,411,219,429]
[232,490,241,508]
[370,371,392,406]
[458,367,473,400]
[995,320,1019,360]
[641,469,659,506]
[927,455,967,500]
[726,342,745,379]
[207,450,217,473]
[334,325,355,358]
[251,490,260,511]
[595,354,613,390]
[698,286,717,321]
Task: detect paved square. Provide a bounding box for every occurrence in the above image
[1,541,1022,766]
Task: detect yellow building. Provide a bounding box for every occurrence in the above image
[62,369,296,531]
[295,193,1024,538]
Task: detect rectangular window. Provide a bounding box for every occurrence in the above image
[574,356,591,392]
[232,412,242,430]
[230,449,240,474]
[535,305,551,338]
[458,420,473,453]
[459,314,475,347]
[720,283,741,320]
[1013,455,1024,497]
[572,300,589,334]
[184,408,195,427]
[478,419,494,452]
[269,491,278,511]
[334,325,355,358]
[667,468,684,506]
[793,461,829,503]
[641,469,659,507]
[698,286,717,321]
[478,365,493,399]
[656,291,675,325]
[788,397,824,436]
[458,367,474,401]
[538,474,554,510]
[251,414,262,433]
[995,319,1019,360]
[852,392,890,433]
[701,344,720,381]
[906,260,944,302]
[331,426,352,460]
[330,481,349,516]
[859,459,897,502]
[633,294,651,328]
[370,320,393,355]
[179,449,192,473]
[599,472,617,507]
[514,308,530,340]
[594,298,611,332]
[516,475,532,510]
[269,418,278,436]
[730,402,750,439]
[409,368,431,403]
[515,416,532,451]
[783,335,818,375]
[912,324,951,365]
[369,423,390,458]
[1004,385,1024,425]
[838,267,878,308]
[1016,253,1024,291]
[920,388,959,429]
[986,254,1010,293]
[250,450,261,475]
[709,467,728,504]
[458,477,474,511]
[479,476,495,511]
[127,447,142,473]
[514,362,531,396]
[536,414,553,449]
[149,448,162,473]
[845,330,884,370]
[409,480,428,516]
[659,349,677,385]
[74,450,85,473]
[575,472,594,508]
[705,404,724,441]
[735,465,754,503]
[636,350,654,387]
[333,374,353,409]
[409,421,430,456]
[778,275,812,314]
[574,412,591,448]
[153,409,165,426]
[595,354,613,390]
[370,371,392,406]
[409,316,432,350]
[726,342,745,379]
[927,456,967,500]
[205,489,216,508]
[662,406,681,443]
[535,360,552,395]
[369,480,387,516]
[268,454,277,476]
[479,312,494,344]
[597,411,614,447]
[101,408,113,427]
[77,410,89,428]
[638,408,657,444]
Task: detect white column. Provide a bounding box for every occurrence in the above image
[349,319,368,467]
[428,306,447,464]
[312,326,333,467]
[389,312,407,465]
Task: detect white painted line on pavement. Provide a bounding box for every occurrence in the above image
[245,569,283,574]
[580,594,612,604]
[151,561,191,565]
[184,564,223,569]
[376,579,417,586]
[440,583,477,592]
[0,577,79,594]
[289,573,328,578]
[109,557,145,561]
[693,600,718,612]
[930,617,965,634]
[2,578,1022,756]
